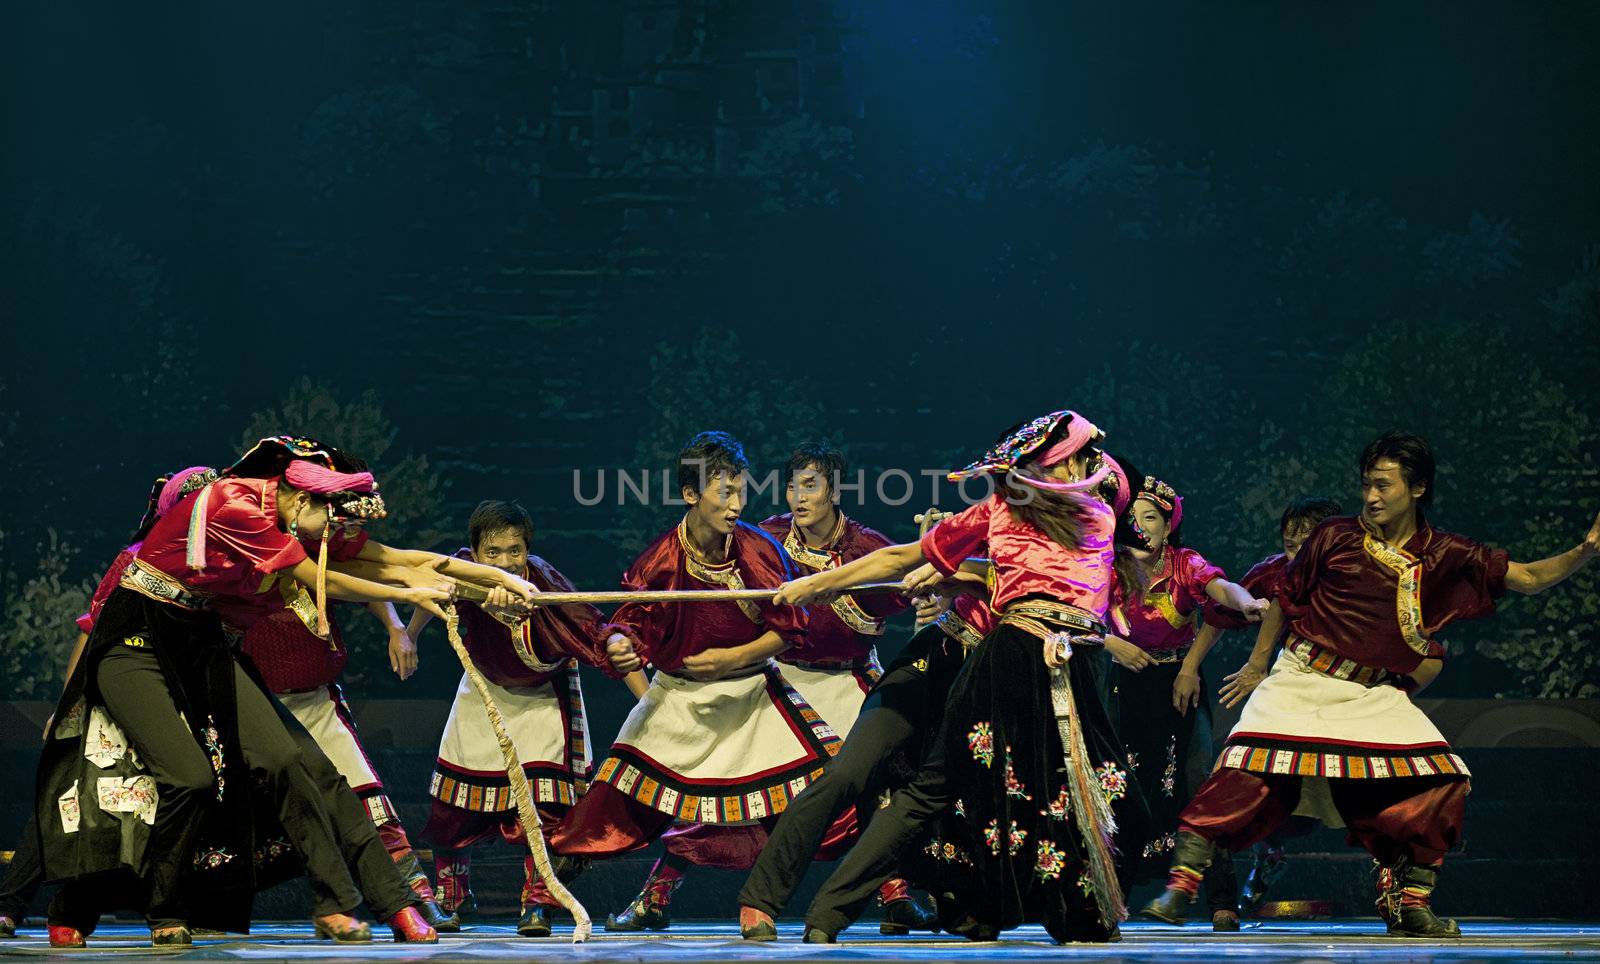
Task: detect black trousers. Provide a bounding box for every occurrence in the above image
[0,815,43,922]
[267,690,414,919]
[800,681,955,935]
[737,644,932,919]
[96,646,361,926]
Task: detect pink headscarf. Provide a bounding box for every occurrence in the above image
[157,466,217,519]
[1009,413,1110,494]
[284,459,376,494]
[1102,453,1134,516]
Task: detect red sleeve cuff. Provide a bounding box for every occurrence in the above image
[919,528,961,577]
[76,612,94,633]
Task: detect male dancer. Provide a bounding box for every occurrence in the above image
[1144,432,1600,937]
[547,432,840,931]
[1200,495,1342,911]
[407,500,640,936]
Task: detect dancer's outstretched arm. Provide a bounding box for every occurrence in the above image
[356,541,538,602]
[1203,578,1269,621]
[1504,511,1600,594]
[775,541,925,606]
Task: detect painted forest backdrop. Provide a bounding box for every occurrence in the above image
[2,2,1597,709]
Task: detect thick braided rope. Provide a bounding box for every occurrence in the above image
[443,605,592,941]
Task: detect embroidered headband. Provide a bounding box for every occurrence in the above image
[948,410,1106,483]
[1135,477,1184,533]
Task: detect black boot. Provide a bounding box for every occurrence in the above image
[1241,843,1288,914]
[1376,858,1461,938]
[604,864,682,932]
[877,879,939,935]
[518,905,552,938]
[881,895,939,935]
[1142,831,1215,925]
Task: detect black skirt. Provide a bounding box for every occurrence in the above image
[907,621,1149,943]
[34,587,298,931]
[1109,659,1215,879]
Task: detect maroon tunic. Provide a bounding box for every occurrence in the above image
[1277,516,1508,674]
[759,513,907,664]
[450,547,612,686]
[1114,547,1225,653]
[605,520,807,672]
[1203,552,1289,631]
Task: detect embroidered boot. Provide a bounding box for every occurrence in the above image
[391,847,456,932]
[519,860,558,937]
[433,850,476,922]
[1376,858,1461,938]
[1142,830,1215,924]
[1241,841,1288,914]
[604,859,683,932]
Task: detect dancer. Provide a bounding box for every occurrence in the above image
[34,444,455,947]
[738,560,995,940]
[407,499,637,936]
[774,412,1146,944]
[3,468,215,943]
[547,432,841,932]
[1202,495,1342,912]
[1103,475,1267,931]
[1143,432,1600,937]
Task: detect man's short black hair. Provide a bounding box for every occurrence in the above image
[786,442,846,494]
[677,431,750,496]
[469,499,535,550]
[1360,431,1436,508]
[1280,496,1343,534]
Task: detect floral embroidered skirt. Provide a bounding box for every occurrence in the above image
[908,623,1148,943]
[1109,658,1217,879]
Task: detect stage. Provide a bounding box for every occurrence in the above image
[3,921,1597,962]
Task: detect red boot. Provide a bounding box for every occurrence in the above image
[48,925,87,948]
[387,905,439,944]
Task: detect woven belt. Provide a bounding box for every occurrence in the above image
[120,558,211,611]
[783,647,881,674]
[1000,600,1105,642]
[1285,635,1393,687]
[934,609,986,653]
[1144,645,1192,665]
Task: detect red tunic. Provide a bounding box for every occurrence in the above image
[759,513,907,664]
[1115,547,1225,653]
[450,548,612,687]
[136,477,307,596]
[77,546,139,634]
[605,520,808,673]
[952,594,997,636]
[231,531,370,692]
[1203,552,1289,631]
[214,530,369,634]
[920,493,1116,619]
[1278,516,1508,674]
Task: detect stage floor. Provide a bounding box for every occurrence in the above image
[3,921,1598,962]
